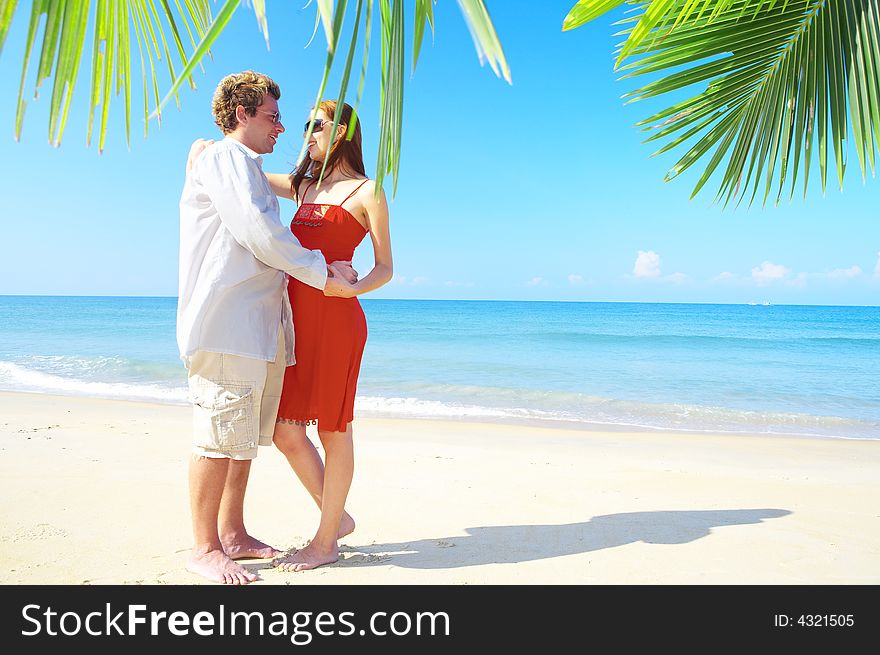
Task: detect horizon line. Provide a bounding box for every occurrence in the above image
[0,294,877,308]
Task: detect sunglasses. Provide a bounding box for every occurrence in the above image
[256,109,282,124]
[303,118,331,135]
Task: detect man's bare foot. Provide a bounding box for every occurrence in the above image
[338,513,356,540]
[187,548,258,584]
[222,534,282,560]
[273,542,338,572]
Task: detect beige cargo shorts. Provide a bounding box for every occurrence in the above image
[186,328,285,460]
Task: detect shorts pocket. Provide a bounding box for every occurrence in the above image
[190,379,256,452]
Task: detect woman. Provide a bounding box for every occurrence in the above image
[265,100,392,571]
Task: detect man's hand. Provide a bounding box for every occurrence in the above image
[328,260,358,284]
[324,275,357,298]
[186,138,214,172]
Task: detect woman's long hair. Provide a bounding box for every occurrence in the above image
[291,100,366,202]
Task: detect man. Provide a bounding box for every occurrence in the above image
[177,70,355,584]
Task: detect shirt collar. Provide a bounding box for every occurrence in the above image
[224,135,263,166]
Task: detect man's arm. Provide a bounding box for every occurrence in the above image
[198,146,328,290]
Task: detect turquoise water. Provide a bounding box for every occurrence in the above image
[1,296,878,439]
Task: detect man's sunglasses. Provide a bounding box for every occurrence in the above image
[256,109,282,125]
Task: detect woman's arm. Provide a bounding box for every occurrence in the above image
[323,180,393,298]
[266,173,295,200]
[186,138,213,172]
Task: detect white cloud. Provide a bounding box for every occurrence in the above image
[443,280,474,288]
[666,272,687,284]
[713,271,735,281]
[391,275,427,286]
[826,266,862,279]
[526,276,548,288]
[787,272,808,288]
[633,250,661,278]
[751,261,790,285]
[568,274,585,286]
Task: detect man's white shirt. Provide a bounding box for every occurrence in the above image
[177,136,327,365]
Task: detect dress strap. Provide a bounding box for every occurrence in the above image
[296,181,315,205]
[340,179,369,207]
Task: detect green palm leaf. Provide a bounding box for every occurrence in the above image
[0,1,20,52]
[1,0,509,198]
[3,0,214,150]
[291,0,509,195]
[413,0,435,74]
[570,0,880,207]
[456,0,511,83]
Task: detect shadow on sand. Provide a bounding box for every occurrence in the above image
[331,508,791,570]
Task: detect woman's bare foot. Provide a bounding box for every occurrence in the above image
[273,542,339,572]
[338,513,356,540]
[187,548,258,584]
[222,534,281,560]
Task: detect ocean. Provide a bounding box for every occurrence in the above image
[0,296,877,440]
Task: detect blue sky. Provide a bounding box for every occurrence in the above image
[1,1,878,305]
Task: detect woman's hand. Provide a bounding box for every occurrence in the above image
[323,275,357,298]
[186,138,214,172]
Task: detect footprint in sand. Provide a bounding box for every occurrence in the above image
[3,523,68,542]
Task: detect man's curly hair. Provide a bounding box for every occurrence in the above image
[211,71,281,134]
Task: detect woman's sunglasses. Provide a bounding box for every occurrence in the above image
[303,118,331,135]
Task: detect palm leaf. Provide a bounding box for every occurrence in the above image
[563,0,628,30]
[302,0,507,196]
[376,0,405,195]
[150,0,234,120]
[0,1,20,52]
[2,0,510,197]
[413,0,435,74]
[455,0,511,82]
[573,0,880,206]
[299,0,348,170]
[566,0,815,67]
[4,0,213,149]
[316,0,366,186]
[317,0,335,52]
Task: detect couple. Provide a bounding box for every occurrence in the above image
[176,70,392,584]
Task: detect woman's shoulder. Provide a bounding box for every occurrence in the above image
[352,178,383,202]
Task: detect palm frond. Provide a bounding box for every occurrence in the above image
[150,0,237,122]
[4,0,214,150]
[574,0,880,207]
[315,0,367,186]
[300,0,348,173]
[0,0,20,53]
[2,0,510,197]
[413,0,435,74]
[300,0,507,196]
[563,0,628,31]
[376,0,405,195]
[565,0,815,67]
[456,0,511,83]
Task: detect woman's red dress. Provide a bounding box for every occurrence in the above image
[277,180,370,432]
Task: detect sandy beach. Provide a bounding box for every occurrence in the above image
[1,390,878,586]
